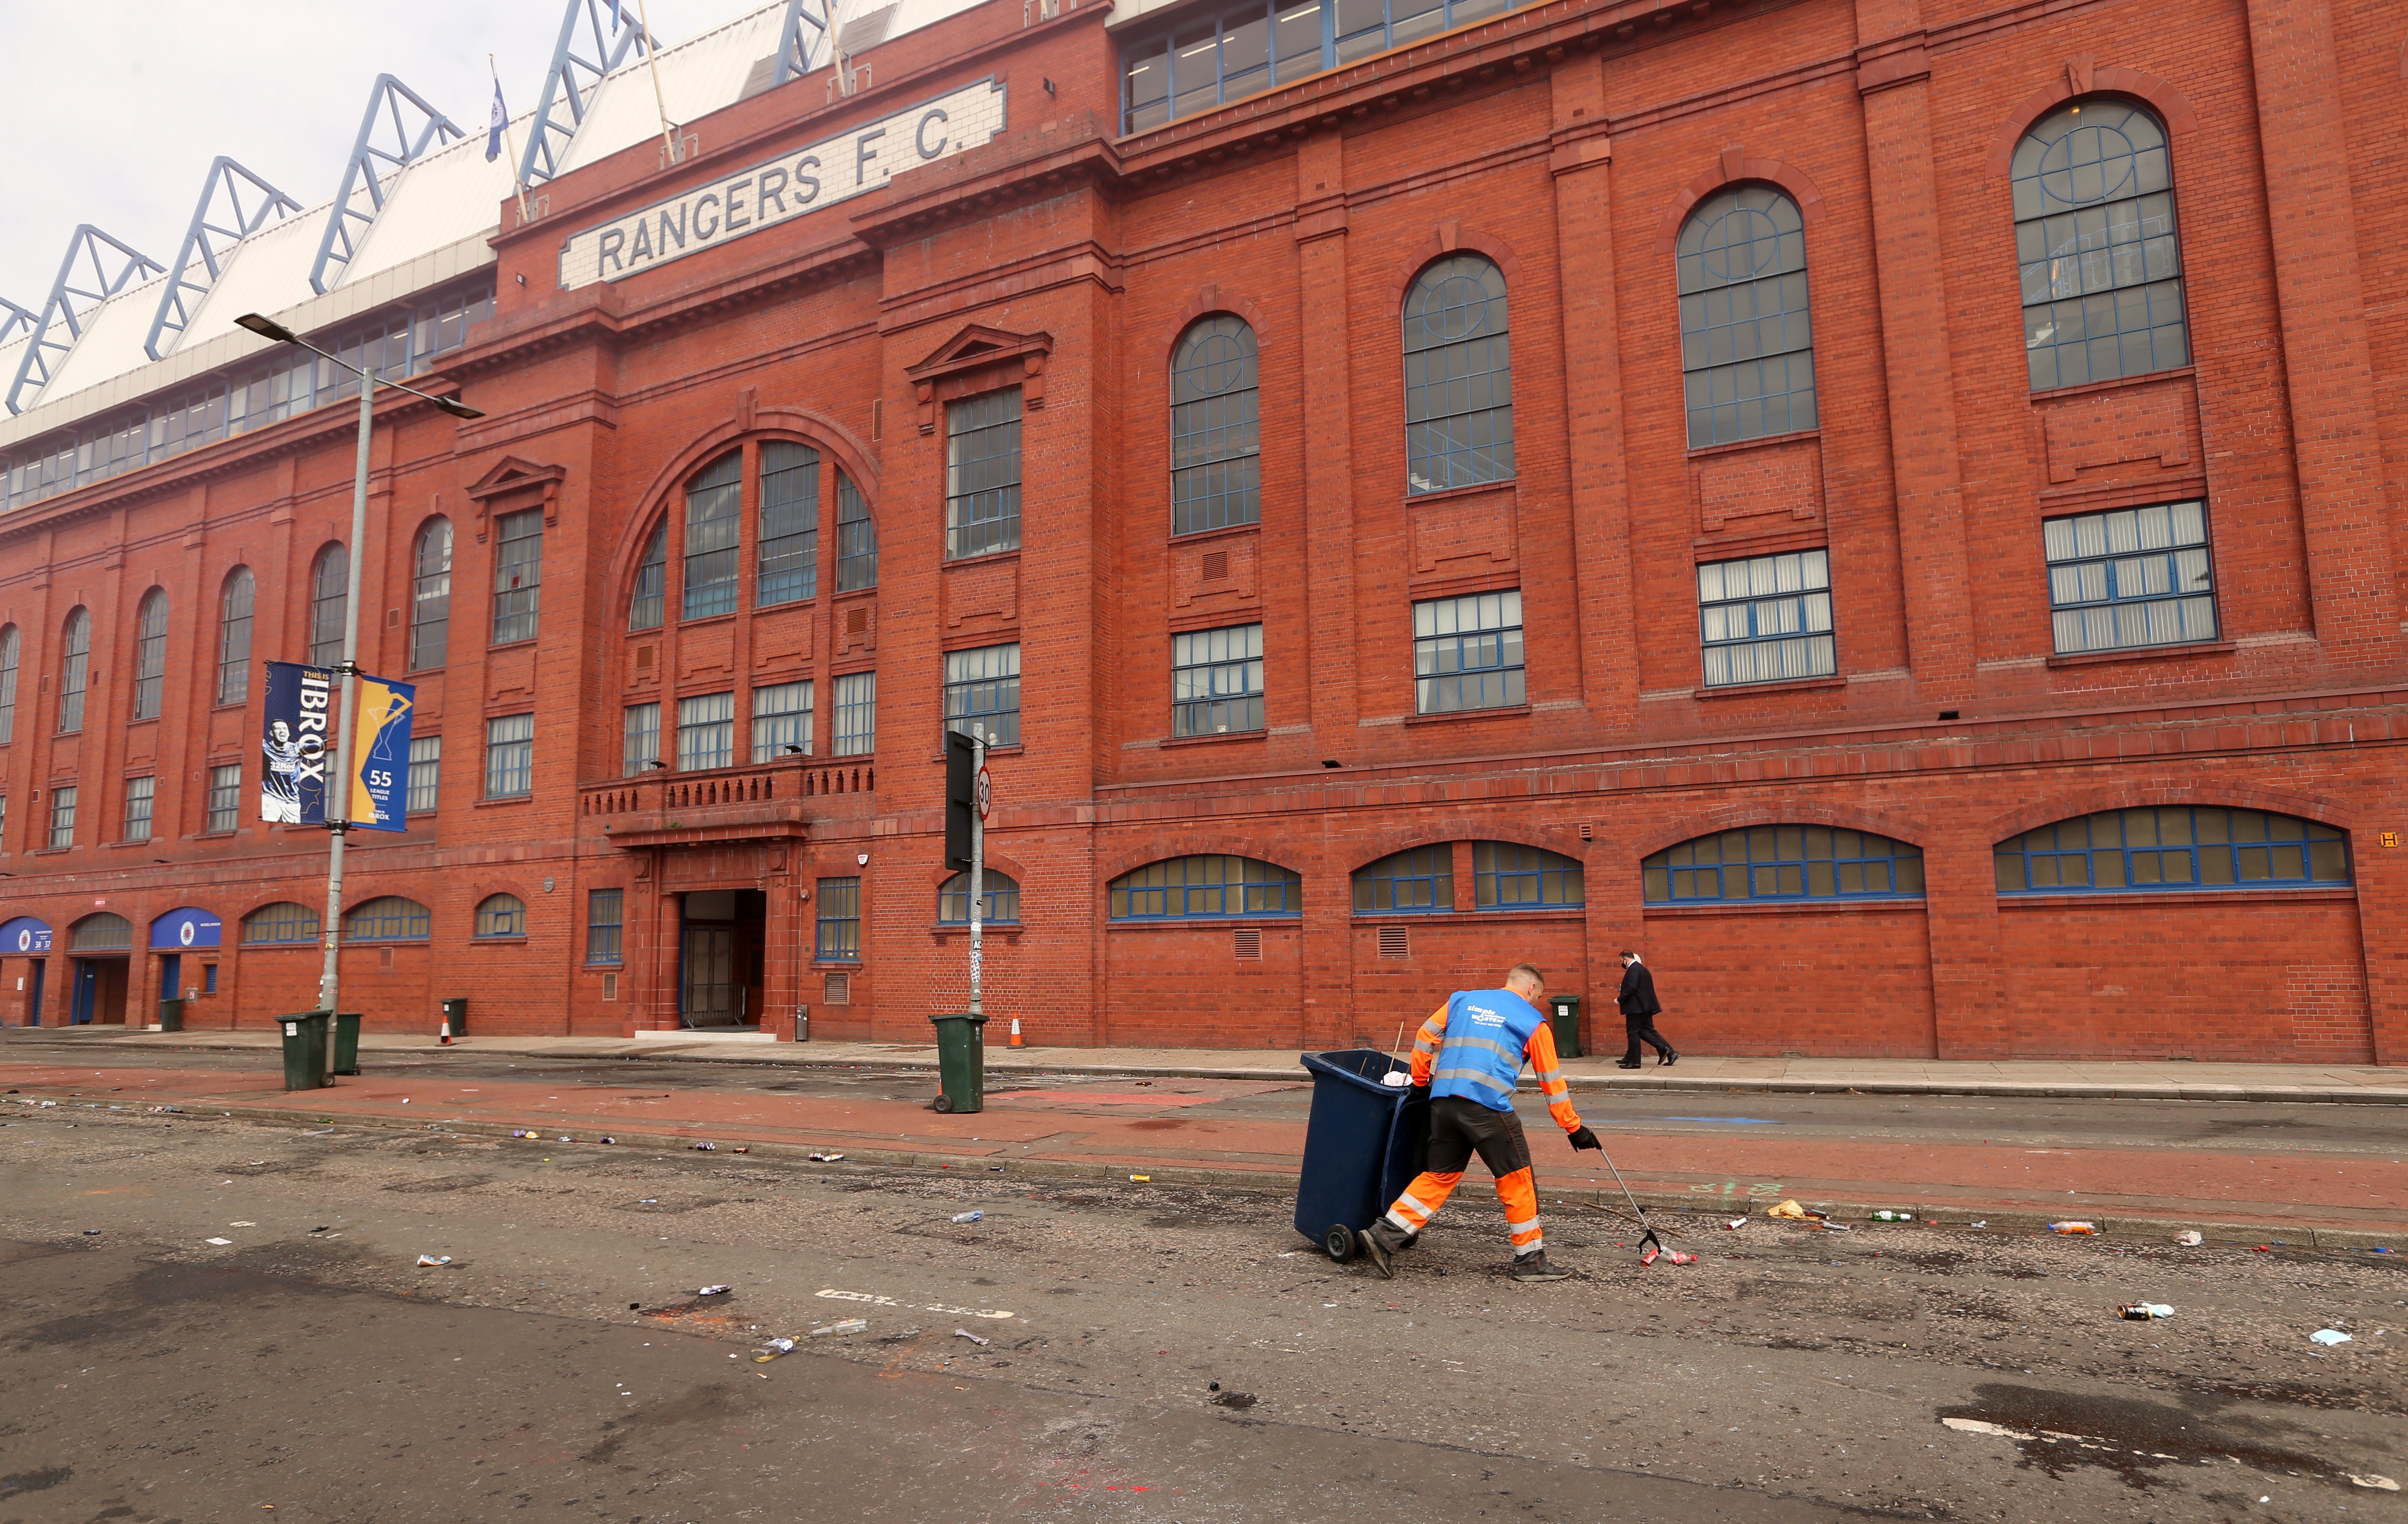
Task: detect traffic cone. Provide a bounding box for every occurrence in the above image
[438,1013,452,1045]
[1008,1018,1023,1048]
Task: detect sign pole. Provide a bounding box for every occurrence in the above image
[315,374,373,1081]
[968,725,985,1021]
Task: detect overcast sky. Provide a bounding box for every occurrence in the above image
[0,0,717,311]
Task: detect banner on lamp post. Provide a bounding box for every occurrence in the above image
[346,673,415,833]
[260,662,334,826]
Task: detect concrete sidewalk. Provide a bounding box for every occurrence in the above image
[9,1025,2406,1103]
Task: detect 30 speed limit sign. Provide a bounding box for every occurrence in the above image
[975,765,993,820]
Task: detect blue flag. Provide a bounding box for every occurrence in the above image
[486,80,508,162]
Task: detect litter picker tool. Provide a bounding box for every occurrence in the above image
[1587,1141,1690,1261]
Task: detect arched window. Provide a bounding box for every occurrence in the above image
[1677,184,1816,447]
[1170,315,1261,534]
[759,442,819,607]
[629,522,668,631]
[308,544,347,666]
[346,896,431,941]
[1644,826,1923,903]
[0,623,18,745]
[67,913,133,951]
[131,589,168,721]
[57,607,91,733]
[1403,255,1514,493]
[1472,842,1583,909]
[411,518,452,670]
[1109,855,1300,919]
[683,451,743,620]
[939,870,1021,924]
[216,568,254,705]
[1353,846,1455,913]
[2013,99,2187,391]
[835,472,877,591]
[241,901,320,944]
[473,893,526,937]
[1996,807,2348,893]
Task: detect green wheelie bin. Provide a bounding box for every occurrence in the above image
[929,1012,989,1114]
[332,1012,362,1076]
[278,1011,333,1091]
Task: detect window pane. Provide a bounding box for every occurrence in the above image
[623,702,661,775]
[676,691,736,771]
[411,520,452,669]
[1676,185,1817,447]
[1413,591,1524,714]
[2014,100,2189,392]
[1172,622,1264,736]
[943,643,1021,747]
[833,671,876,755]
[2042,501,2217,653]
[751,680,813,762]
[491,509,543,644]
[835,473,877,591]
[758,441,819,607]
[682,453,743,619]
[1402,256,1513,493]
[947,389,1023,559]
[1171,317,1262,534]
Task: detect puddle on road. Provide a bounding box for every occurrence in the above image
[1936,1383,2371,1491]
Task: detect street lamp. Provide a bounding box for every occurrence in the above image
[234,312,483,1081]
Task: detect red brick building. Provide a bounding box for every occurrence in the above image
[0,0,2401,1060]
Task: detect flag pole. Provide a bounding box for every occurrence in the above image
[490,54,534,224]
[636,0,681,164]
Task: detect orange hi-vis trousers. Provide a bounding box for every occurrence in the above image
[1382,1096,1545,1255]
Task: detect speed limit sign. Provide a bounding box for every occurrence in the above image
[975,765,993,820]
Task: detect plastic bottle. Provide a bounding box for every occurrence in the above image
[952,1211,983,1224]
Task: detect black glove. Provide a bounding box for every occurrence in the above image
[1567,1126,1602,1151]
[1408,1085,1432,1105]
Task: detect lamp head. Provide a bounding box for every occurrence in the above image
[432,395,484,420]
[234,312,298,344]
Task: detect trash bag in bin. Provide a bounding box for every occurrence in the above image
[1294,1049,1431,1263]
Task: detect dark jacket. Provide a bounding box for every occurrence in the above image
[1616,960,1662,1018]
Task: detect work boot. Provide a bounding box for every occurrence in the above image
[1361,1220,1408,1279]
[1509,1249,1572,1282]
[1657,1050,1679,1067]
[1615,1059,1642,1070]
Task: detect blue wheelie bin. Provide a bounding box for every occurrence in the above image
[1295,1049,1431,1263]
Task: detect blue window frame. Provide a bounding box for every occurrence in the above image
[241,902,320,946]
[1413,590,1523,714]
[346,896,431,942]
[816,877,861,960]
[2045,500,2216,655]
[939,871,1021,925]
[1403,255,1514,493]
[1172,624,1263,737]
[474,894,526,938]
[587,888,624,964]
[683,452,743,620]
[1996,808,2349,893]
[1473,842,1583,909]
[1353,846,1453,913]
[1698,549,1835,688]
[1644,826,1924,904]
[1110,855,1301,919]
[1119,0,1521,133]
[758,441,818,607]
[944,643,1021,747]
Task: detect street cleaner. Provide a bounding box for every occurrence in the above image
[1362,964,1603,1282]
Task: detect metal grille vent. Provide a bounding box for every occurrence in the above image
[1579,821,1594,842]
[602,973,618,1002]
[1377,926,1409,960]
[824,972,852,1004]
[1232,927,1261,960]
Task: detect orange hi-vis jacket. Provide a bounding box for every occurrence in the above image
[1411,995,1585,1134]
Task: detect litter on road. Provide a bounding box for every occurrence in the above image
[2117,1303,2175,1320]
[204,1237,233,1246]
[953,1328,992,1346]
[807,1152,845,1162]
[2175,1230,2205,1246]
[693,1142,717,1151]
[698,1284,733,1296]
[951,1211,983,1224]
[2310,1329,2354,1346]
[811,1319,869,1337]
[2049,1222,2099,1235]
[415,1255,452,1268]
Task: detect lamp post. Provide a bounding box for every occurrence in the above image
[233,313,482,1080]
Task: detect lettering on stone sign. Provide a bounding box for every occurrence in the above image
[560,79,1004,290]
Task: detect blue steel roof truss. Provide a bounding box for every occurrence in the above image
[309,74,465,297]
[776,0,833,85]
[4,226,164,417]
[519,0,656,189]
[0,297,33,348]
[145,158,302,362]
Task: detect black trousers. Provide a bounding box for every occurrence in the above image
[1623,1013,1673,1061]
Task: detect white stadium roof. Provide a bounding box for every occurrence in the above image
[0,0,976,456]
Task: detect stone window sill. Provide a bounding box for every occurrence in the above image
[1693,675,1845,700]
[1405,703,1530,728]
[1158,729,1266,749]
[1684,427,1821,461]
[2046,640,2234,670]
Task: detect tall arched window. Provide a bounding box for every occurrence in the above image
[835,472,877,591]
[1170,315,1261,534]
[1403,255,1514,493]
[1677,184,1816,447]
[758,442,819,607]
[629,522,667,631]
[308,544,347,666]
[0,623,18,745]
[216,568,254,706]
[411,518,452,670]
[131,589,168,721]
[57,607,91,733]
[2013,99,2187,391]
[683,452,743,620]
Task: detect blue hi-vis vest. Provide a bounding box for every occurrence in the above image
[1430,988,1548,1112]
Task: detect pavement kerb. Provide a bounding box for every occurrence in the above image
[101,1098,2403,1251]
[27,1032,2408,1104]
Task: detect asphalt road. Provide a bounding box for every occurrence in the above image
[3,1104,2402,1523]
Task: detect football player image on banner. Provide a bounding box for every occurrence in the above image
[347,674,416,832]
[260,662,334,825]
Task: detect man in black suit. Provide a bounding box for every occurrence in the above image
[1614,950,1677,1069]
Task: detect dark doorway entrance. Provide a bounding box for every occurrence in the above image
[71,959,127,1025]
[26,960,44,1026]
[681,890,767,1029]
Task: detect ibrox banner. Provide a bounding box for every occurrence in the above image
[261,661,334,825]
[346,673,415,833]
[556,78,1005,289]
